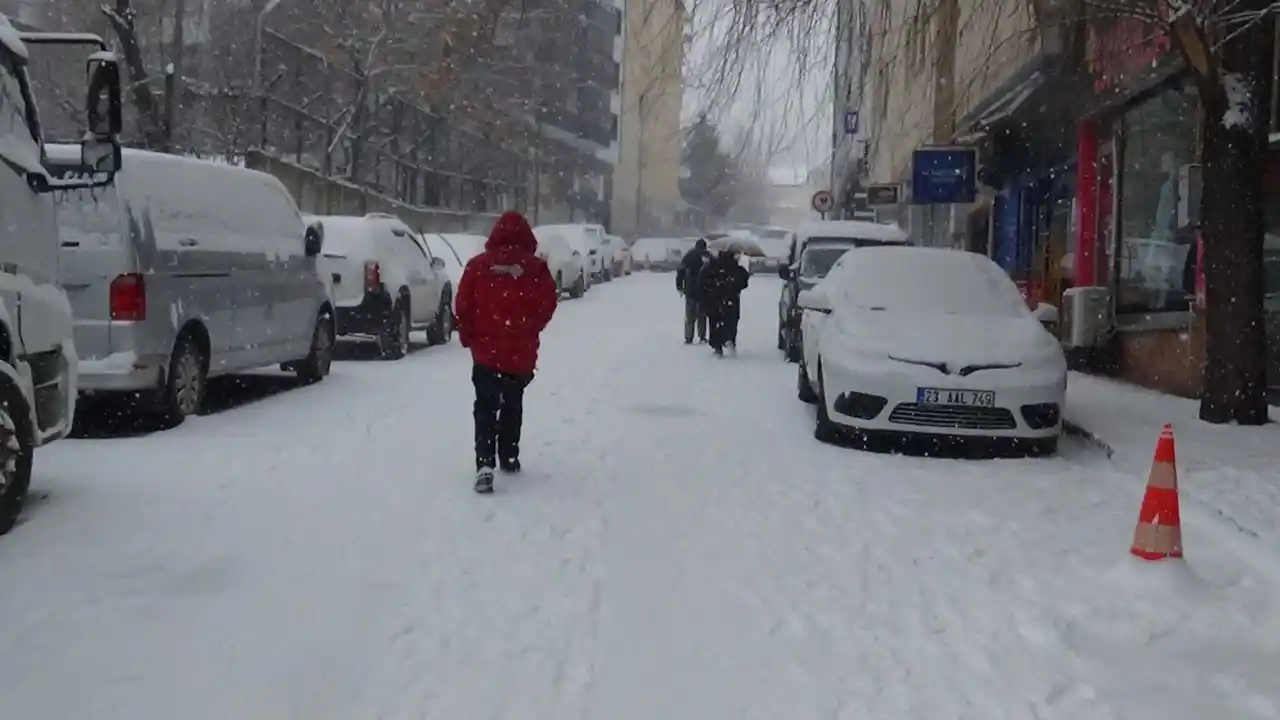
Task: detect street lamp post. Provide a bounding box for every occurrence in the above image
[254,0,282,148]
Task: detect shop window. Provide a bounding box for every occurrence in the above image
[1116,79,1198,315]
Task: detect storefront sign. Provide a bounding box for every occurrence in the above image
[911,147,977,204]
[1088,17,1178,101]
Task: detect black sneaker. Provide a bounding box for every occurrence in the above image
[713,347,724,357]
[475,466,495,494]
[500,458,521,473]
[684,338,693,345]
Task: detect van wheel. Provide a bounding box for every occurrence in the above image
[555,271,563,293]
[426,291,453,346]
[163,334,206,426]
[0,378,34,536]
[569,273,586,299]
[296,311,334,384]
[379,301,410,360]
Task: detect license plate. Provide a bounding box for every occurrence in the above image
[917,388,996,407]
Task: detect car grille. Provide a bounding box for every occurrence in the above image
[888,403,1018,431]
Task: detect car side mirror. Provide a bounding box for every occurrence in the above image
[431,256,446,270]
[778,265,792,280]
[797,288,832,314]
[304,224,324,257]
[1032,302,1058,325]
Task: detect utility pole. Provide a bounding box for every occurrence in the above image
[634,93,645,237]
[164,0,186,152]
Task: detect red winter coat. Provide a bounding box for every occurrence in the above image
[454,211,559,376]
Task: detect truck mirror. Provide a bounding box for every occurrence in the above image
[86,52,123,138]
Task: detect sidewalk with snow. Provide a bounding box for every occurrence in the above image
[1065,371,1280,557]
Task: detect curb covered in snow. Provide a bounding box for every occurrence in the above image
[1063,420,1116,459]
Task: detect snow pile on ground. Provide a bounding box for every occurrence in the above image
[1066,372,1280,555]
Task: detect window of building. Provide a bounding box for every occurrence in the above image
[1116,78,1198,315]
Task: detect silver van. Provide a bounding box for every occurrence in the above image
[48,146,335,424]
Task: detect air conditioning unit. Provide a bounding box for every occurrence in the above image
[1060,286,1113,348]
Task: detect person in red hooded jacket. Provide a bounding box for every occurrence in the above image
[454,211,559,493]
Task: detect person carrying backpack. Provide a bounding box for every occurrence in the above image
[455,211,559,494]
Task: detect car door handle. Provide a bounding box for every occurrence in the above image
[179,238,199,247]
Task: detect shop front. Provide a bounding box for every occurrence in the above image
[957,55,1082,307]
[1075,16,1205,397]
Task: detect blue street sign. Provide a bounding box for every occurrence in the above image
[911,147,977,204]
[843,110,859,135]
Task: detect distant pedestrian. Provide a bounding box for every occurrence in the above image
[676,238,713,343]
[701,249,751,356]
[455,211,559,494]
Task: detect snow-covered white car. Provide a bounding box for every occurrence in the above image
[537,223,605,283]
[439,233,487,265]
[630,237,671,270]
[310,214,453,359]
[796,246,1066,456]
[422,232,467,289]
[601,234,629,280]
[533,227,587,298]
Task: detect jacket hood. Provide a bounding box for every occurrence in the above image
[486,211,537,252]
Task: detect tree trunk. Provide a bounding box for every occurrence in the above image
[102,0,166,150]
[1193,13,1273,425]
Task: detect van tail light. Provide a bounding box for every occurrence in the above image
[364,261,381,293]
[109,273,146,321]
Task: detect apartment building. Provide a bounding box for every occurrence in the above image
[611,0,686,238]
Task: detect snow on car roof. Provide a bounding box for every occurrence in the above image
[0,15,29,60]
[795,220,907,244]
[828,245,1028,318]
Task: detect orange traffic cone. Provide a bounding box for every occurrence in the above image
[1130,424,1183,560]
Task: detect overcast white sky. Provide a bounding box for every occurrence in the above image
[681,0,833,181]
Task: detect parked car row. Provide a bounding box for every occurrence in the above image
[531,223,634,296]
[780,222,1068,457]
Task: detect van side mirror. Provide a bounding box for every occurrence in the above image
[304,224,324,257]
[81,52,122,175]
[431,256,446,270]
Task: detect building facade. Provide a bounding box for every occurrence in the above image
[611,0,685,238]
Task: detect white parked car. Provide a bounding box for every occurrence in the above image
[422,232,467,288]
[533,227,587,298]
[310,214,454,359]
[537,223,605,283]
[629,237,670,270]
[601,234,628,280]
[795,246,1066,456]
[439,233,487,265]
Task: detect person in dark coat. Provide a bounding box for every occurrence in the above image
[701,249,751,356]
[675,238,713,344]
[455,211,560,493]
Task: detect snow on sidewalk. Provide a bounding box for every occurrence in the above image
[1065,372,1280,553]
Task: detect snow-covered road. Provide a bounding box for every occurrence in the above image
[0,274,1277,719]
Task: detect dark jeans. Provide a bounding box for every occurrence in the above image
[472,364,533,469]
[707,301,741,350]
[684,295,707,342]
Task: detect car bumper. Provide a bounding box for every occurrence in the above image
[335,291,393,337]
[78,351,167,393]
[819,358,1065,440]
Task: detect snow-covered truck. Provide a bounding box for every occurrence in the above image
[0,14,123,534]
